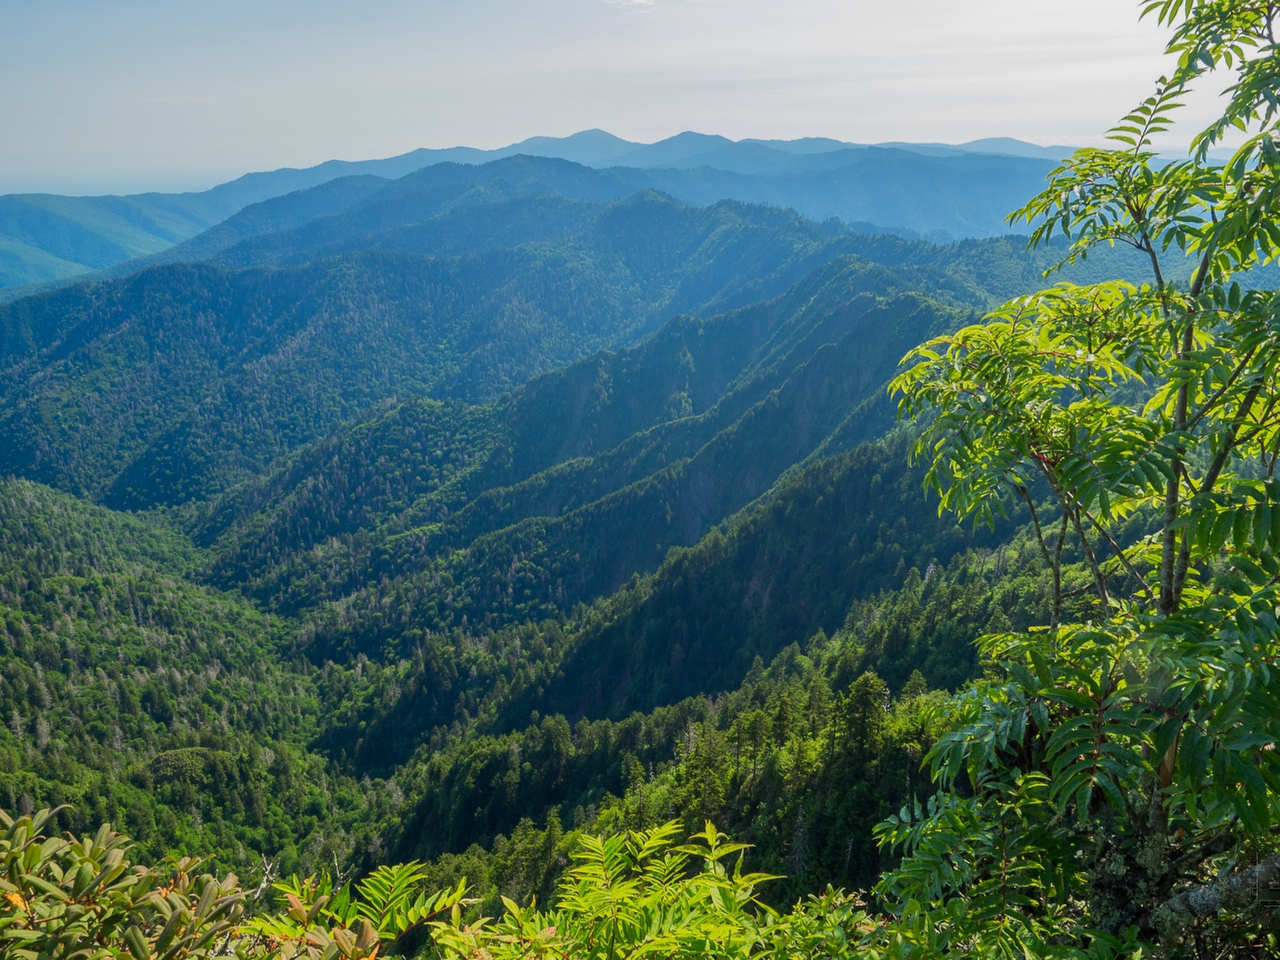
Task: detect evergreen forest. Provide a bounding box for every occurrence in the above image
[5,2,1280,956]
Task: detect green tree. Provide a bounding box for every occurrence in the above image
[843,672,890,758]
[883,1,1280,955]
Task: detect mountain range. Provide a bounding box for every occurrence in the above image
[0,130,1072,294]
[0,149,1138,906]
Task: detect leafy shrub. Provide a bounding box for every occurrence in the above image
[0,807,886,960]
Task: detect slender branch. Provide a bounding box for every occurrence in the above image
[1143,237,1168,305]
[1174,379,1266,606]
[1082,508,1156,602]
[1032,459,1112,607]
[1160,320,1196,616]
[1017,485,1055,569]
[1167,825,1237,876]
[1016,485,1062,627]
[1188,225,1217,301]
[1230,411,1280,454]
[1200,381,1264,498]
[1053,508,1069,619]
[1070,506,1111,608]
[1232,383,1280,450]
[1061,583,1099,599]
[1184,344,1257,433]
[1267,430,1280,477]
[1157,221,1223,612]
[1171,532,1195,614]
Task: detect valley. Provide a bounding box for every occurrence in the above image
[0,156,1077,897]
[9,0,1280,953]
[3,91,1278,955]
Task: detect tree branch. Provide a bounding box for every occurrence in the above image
[1188,229,1216,301]
[1174,379,1266,606]
[1070,506,1111,608]
[1184,345,1258,434]
[1083,507,1156,603]
[1016,484,1063,627]
[1053,508,1069,619]
[1160,320,1196,616]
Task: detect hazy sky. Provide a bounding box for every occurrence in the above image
[1,0,1228,195]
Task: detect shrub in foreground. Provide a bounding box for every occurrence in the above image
[0,807,882,960]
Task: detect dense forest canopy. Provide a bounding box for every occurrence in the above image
[4,1,1280,958]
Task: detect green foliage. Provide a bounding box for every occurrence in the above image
[0,806,895,960]
[430,822,787,960]
[0,806,245,960]
[380,538,1073,909]
[285,432,1014,779]
[14,22,1280,951]
[0,479,398,879]
[0,217,1003,901]
[881,1,1280,955]
[243,863,469,960]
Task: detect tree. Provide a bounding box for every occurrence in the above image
[882,1,1280,955]
[844,672,890,758]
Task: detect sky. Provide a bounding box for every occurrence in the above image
[0,0,1232,196]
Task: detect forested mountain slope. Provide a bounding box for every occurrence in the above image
[0,193,233,289]
[111,176,396,274]
[0,479,394,875]
[195,256,965,616]
[1,184,1137,516]
[302,436,1009,772]
[0,193,875,508]
[0,149,511,293]
[0,175,1116,921]
[384,531,1068,904]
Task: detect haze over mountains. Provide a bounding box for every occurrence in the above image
[0,130,1070,294]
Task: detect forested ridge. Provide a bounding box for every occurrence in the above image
[0,161,1050,893]
[7,4,1280,954]
[0,167,1047,890]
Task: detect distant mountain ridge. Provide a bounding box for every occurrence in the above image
[0,131,1072,294]
[177,154,1059,273]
